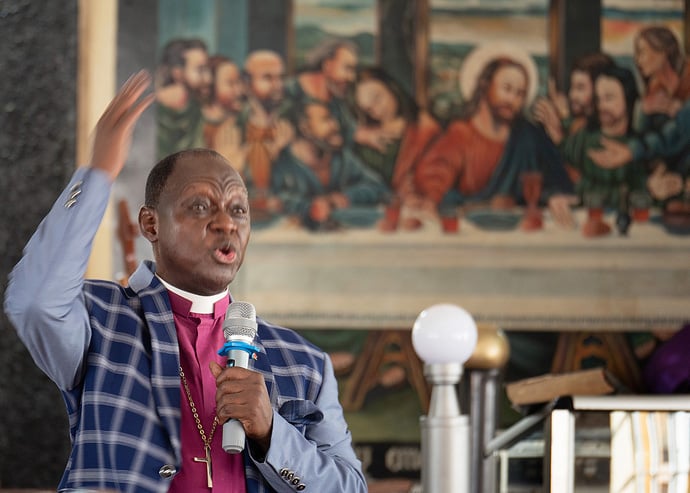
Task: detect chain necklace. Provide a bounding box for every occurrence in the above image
[180,366,219,488]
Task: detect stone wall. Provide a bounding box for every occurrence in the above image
[0,0,78,488]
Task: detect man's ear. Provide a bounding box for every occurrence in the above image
[139,206,158,242]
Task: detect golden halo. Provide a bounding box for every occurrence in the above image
[458,42,539,106]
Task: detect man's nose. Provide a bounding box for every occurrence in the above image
[508,93,523,108]
[211,210,238,232]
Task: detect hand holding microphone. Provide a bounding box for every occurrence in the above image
[214,301,266,454]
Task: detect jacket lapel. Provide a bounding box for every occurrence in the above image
[250,325,276,406]
[129,262,183,464]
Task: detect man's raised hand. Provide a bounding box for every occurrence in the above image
[90,70,155,181]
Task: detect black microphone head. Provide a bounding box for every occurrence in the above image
[223,301,258,340]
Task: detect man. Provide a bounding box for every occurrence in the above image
[285,39,390,154]
[285,39,358,144]
[203,55,247,174]
[415,55,575,227]
[291,39,358,102]
[558,65,647,209]
[586,28,690,209]
[239,50,293,219]
[155,38,212,159]
[588,100,690,206]
[534,52,615,143]
[271,100,388,231]
[4,71,366,493]
[533,52,615,185]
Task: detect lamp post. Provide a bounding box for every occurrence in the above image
[412,304,478,493]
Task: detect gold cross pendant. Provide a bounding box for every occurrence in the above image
[194,444,213,488]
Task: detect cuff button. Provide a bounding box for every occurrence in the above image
[159,464,177,479]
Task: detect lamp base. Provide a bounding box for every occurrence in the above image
[420,414,470,493]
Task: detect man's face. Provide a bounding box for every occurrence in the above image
[215,62,244,112]
[182,48,211,101]
[301,104,343,151]
[322,47,358,98]
[355,78,398,123]
[144,155,251,295]
[568,70,594,118]
[248,57,285,105]
[596,75,627,130]
[486,65,527,124]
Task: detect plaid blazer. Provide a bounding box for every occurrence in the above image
[5,167,365,493]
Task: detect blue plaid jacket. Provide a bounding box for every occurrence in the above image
[5,167,365,493]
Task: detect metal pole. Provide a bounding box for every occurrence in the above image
[478,368,500,493]
[420,363,470,493]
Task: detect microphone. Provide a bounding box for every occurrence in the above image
[217,301,260,454]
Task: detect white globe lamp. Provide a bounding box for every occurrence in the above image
[412,303,478,365]
[412,303,478,493]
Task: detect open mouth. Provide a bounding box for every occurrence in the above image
[214,244,237,264]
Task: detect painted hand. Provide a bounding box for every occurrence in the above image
[548,194,578,229]
[588,137,633,169]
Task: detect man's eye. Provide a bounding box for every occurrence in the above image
[232,206,248,217]
[192,203,208,212]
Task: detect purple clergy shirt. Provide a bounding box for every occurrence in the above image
[166,290,247,493]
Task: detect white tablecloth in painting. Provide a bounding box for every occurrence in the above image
[229,206,690,332]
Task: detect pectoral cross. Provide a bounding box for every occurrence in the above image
[194,444,213,488]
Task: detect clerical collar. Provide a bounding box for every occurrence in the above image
[157,276,228,315]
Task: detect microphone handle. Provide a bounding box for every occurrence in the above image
[222,347,251,454]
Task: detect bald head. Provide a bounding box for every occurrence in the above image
[145,148,239,208]
[244,50,285,104]
[245,50,283,75]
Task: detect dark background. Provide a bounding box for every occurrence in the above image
[0,0,77,487]
[0,0,157,487]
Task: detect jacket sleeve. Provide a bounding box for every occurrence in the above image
[339,150,390,206]
[630,101,690,163]
[4,166,112,390]
[248,355,367,492]
[414,125,462,205]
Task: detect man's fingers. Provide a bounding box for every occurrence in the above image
[120,70,151,101]
[121,92,155,129]
[116,71,153,117]
[553,205,575,228]
[210,361,224,379]
[100,71,152,127]
[549,195,577,229]
[587,148,606,165]
[665,175,683,190]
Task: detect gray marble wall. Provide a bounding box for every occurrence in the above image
[0,0,158,487]
[0,0,78,488]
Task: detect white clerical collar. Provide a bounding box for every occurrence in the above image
[157,276,228,314]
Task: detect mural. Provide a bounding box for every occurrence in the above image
[122,0,690,333]
[151,0,689,239]
[113,0,689,489]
